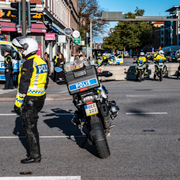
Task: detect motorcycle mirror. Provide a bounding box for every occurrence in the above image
[55,67,63,72]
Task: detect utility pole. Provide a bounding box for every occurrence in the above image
[22,0,26,37]
[85,32,89,57]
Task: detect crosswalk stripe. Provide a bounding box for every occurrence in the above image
[0,176,81,180]
[0,135,86,139]
[126,112,168,115]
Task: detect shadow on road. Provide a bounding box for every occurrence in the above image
[43,108,98,158]
[124,65,153,81]
[13,116,29,155]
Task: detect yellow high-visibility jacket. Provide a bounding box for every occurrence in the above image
[15,54,48,107]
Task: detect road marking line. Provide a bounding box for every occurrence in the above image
[58,90,68,93]
[0,135,86,139]
[0,113,74,116]
[126,95,155,97]
[126,112,168,115]
[0,114,17,116]
[0,176,81,180]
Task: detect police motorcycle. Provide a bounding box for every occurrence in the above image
[55,61,119,159]
[108,54,116,65]
[154,59,167,81]
[134,59,148,82]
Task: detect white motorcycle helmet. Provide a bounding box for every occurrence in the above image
[19,37,38,58]
[140,52,145,56]
[12,36,25,48]
[159,50,164,56]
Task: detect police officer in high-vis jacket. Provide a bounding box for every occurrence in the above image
[13,37,49,164]
[3,49,14,89]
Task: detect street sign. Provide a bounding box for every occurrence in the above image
[45,33,55,40]
[64,27,72,36]
[73,37,81,45]
[102,11,123,19]
[72,30,80,38]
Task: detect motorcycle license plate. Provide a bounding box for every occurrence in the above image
[84,103,98,116]
[159,63,163,66]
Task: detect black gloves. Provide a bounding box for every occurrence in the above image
[14,105,21,115]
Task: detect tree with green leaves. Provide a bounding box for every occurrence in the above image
[102,7,154,52]
[79,0,109,43]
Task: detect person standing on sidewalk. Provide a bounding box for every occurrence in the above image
[43,52,52,76]
[3,49,14,90]
[13,37,49,164]
[56,53,65,81]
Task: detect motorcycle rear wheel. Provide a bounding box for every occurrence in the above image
[90,115,110,159]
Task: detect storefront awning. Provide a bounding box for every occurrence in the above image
[31,23,47,33]
[0,22,47,33]
[0,22,16,32]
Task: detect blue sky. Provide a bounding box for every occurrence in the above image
[93,0,179,43]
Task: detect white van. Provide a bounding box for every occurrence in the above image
[0,41,23,83]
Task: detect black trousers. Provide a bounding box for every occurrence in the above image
[21,94,46,158]
[5,69,13,89]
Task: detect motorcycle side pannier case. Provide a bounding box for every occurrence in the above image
[65,65,100,95]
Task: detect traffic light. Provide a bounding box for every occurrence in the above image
[27,2,37,30]
[10,2,21,28]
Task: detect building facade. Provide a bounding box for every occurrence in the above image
[0,0,79,70]
[164,6,180,46]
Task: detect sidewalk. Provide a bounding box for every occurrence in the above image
[0,78,72,101]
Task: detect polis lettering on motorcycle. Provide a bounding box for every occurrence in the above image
[76,80,91,89]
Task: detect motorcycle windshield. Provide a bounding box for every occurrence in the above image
[158,59,163,63]
[139,60,143,64]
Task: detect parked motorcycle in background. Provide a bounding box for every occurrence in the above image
[55,61,119,159]
[154,59,167,81]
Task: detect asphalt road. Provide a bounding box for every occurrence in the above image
[0,76,180,179]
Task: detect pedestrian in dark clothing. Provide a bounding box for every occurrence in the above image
[53,52,60,82]
[3,50,14,89]
[43,52,52,76]
[56,53,65,81]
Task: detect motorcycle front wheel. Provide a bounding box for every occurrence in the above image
[90,115,110,159]
[139,70,142,82]
[159,69,162,81]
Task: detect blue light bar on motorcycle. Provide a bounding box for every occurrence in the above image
[158,59,163,63]
[139,60,143,63]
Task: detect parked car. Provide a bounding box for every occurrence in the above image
[146,52,154,60]
[165,51,178,62]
